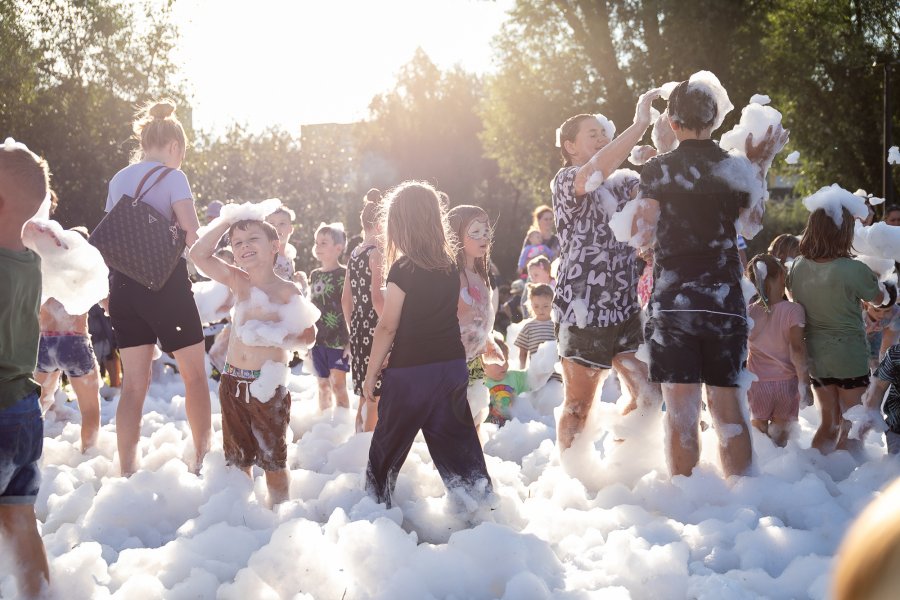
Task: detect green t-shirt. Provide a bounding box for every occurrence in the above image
[787,257,880,379]
[484,369,529,424]
[0,247,41,410]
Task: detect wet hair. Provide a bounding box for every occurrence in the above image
[668,80,718,133]
[448,204,492,287]
[131,99,187,163]
[527,282,554,300]
[527,255,551,272]
[0,143,50,216]
[380,181,457,273]
[360,188,382,230]
[798,208,856,260]
[315,222,347,247]
[228,219,279,243]
[532,205,553,229]
[745,253,785,312]
[767,233,800,263]
[267,206,296,222]
[557,114,596,167]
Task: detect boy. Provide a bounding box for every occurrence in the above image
[190,217,317,506]
[515,283,556,369]
[265,205,300,284]
[309,223,351,411]
[483,335,529,426]
[863,343,900,454]
[0,138,51,598]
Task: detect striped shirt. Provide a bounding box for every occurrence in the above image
[515,319,556,355]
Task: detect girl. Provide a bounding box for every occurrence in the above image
[787,206,893,454]
[745,254,810,446]
[768,233,800,268]
[362,182,492,509]
[448,205,501,427]
[105,100,210,476]
[342,189,385,432]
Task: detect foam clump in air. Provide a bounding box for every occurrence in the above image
[785,151,800,165]
[651,113,679,154]
[22,219,109,315]
[720,102,783,154]
[749,94,771,106]
[889,145,900,165]
[687,71,734,133]
[802,184,869,227]
[853,221,900,279]
[192,280,232,324]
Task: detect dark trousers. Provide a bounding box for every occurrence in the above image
[365,359,492,508]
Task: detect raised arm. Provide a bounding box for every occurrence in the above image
[189,220,239,285]
[573,88,661,196]
[362,282,404,401]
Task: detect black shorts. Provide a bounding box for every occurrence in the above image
[555,312,643,369]
[109,258,204,353]
[646,310,747,387]
[811,374,870,390]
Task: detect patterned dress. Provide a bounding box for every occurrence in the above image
[348,244,380,396]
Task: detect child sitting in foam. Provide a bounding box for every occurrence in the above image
[190,211,318,507]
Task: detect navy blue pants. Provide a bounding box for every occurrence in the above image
[365,359,492,508]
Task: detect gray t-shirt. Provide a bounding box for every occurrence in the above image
[105,161,193,222]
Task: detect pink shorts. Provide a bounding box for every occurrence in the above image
[747,378,799,422]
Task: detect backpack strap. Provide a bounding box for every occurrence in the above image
[133,166,174,203]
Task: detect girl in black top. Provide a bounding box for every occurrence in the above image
[362,181,492,509]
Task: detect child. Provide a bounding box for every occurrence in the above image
[448,205,501,425]
[788,205,894,454]
[342,189,384,432]
[190,216,317,506]
[515,283,556,369]
[745,254,810,446]
[863,302,900,370]
[265,205,298,281]
[35,295,102,452]
[309,222,351,411]
[526,255,554,286]
[483,335,529,426]
[0,138,51,597]
[768,233,800,268]
[517,229,553,274]
[362,181,492,509]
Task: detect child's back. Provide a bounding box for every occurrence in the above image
[748,300,806,382]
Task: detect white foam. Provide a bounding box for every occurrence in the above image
[687,71,734,133]
[785,151,800,165]
[803,184,869,227]
[234,287,320,353]
[889,146,900,165]
[249,360,290,403]
[720,103,783,155]
[192,280,232,324]
[584,170,605,194]
[749,94,771,106]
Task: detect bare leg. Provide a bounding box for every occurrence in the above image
[33,370,61,415]
[613,352,661,416]
[172,342,212,470]
[317,377,333,411]
[557,358,607,450]
[662,383,702,477]
[117,344,155,476]
[707,386,752,477]
[0,505,50,599]
[836,385,867,453]
[69,368,102,452]
[106,353,121,387]
[811,385,841,454]
[264,468,290,507]
[331,369,350,409]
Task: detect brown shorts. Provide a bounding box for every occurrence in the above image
[219,372,291,471]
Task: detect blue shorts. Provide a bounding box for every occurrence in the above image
[311,345,350,378]
[36,333,97,378]
[0,392,43,505]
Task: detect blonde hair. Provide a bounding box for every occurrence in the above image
[0,142,50,217]
[381,181,456,273]
[131,99,187,163]
[361,188,382,230]
[448,204,491,287]
[833,479,900,600]
[768,233,800,263]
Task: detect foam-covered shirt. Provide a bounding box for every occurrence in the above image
[639,139,750,319]
[106,161,193,222]
[0,248,41,411]
[310,266,349,348]
[748,301,806,381]
[551,167,641,327]
[386,257,465,368]
[787,257,880,378]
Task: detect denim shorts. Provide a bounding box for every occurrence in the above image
[36,333,98,377]
[0,391,43,505]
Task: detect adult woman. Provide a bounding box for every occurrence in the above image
[518,205,560,276]
[551,89,662,454]
[105,100,210,476]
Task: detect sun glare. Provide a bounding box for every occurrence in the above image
[171,0,512,134]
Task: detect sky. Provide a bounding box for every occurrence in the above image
[171,0,514,134]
